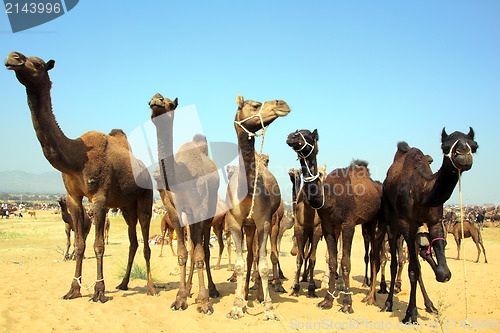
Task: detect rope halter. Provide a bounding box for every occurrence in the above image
[234,102,267,140]
[445,139,473,171]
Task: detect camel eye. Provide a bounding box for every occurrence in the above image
[252,104,260,109]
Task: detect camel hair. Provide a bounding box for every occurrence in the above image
[375,128,478,324]
[149,93,220,314]
[450,220,487,263]
[226,95,290,320]
[287,129,382,314]
[5,52,156,302]
[288,167,324,298]
[58,196,92,261]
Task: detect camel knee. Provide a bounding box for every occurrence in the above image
[234,264,244,275]
[195,259,205,270]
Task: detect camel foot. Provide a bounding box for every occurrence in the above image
[317,298,333,310]
[273,283,286,293]
[381,301,393,312]
[262,309,278,321]
[290,285,300,297]
[339,304,354,314]
[361,294,376,305]
[402,307,418,324]
[307,288,318,298]
[196,297,213,315]
[209,286,221,299]
[89,291,109,303]
[147,281,158,296]
[62,288,82,300]
[227,265,233,271]
[214,265,221,270]
[115,281,129,291]
[227,306,245,319]
[227,272,237,282]
[424,301,437,314]
[171,290,189,311]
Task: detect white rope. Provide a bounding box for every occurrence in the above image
[73,276,104,290]
[445,140,472,171]
[234,102,267,140]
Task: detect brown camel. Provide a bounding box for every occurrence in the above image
[376,128,478,323]
[288,167,324,298]
[287,129,382,313]
[226,95,290,320]
[58,196,92,261]
[450,220,487,263]
[149,94,220,314]
[5,52,156,302]
[160,212,176,257]
[28,211,36,219]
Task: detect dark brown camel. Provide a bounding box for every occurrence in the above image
[226,95,290,320]
[287,129,382,313]
[288,167,323,298]
[149,94,220,314]
[6,52,156,302]
[58,196,92,261]
[375,128,477,323]
[450,220,487,263]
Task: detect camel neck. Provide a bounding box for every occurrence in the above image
[422,157,459,207]
[236,125,257,196]
[299,156,324,209]
[290,175,300,205]
[153,113,176,191]
[26,85,79,173]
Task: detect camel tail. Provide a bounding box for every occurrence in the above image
[397,141,410,153]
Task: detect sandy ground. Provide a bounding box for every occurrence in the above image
[1,210,499,333]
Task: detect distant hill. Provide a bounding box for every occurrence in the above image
[0,171,65,194]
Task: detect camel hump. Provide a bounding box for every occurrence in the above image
[109,129,127,138]
[397,141,410,153]
[350,159,368,168]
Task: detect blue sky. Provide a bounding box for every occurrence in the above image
[1,1,499,205]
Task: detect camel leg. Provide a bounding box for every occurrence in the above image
[191,216,212,315]
[479,234,487,263]
[378,246,388,294]
[116,207,138,292]
[244,225,256,299]
[137,196,157,296]
[361,224,371,287]
[169,228,176,256]
[89,197,108,303]
[214,222,224,270]
[362,220,383,305]
[64,224,71,261]
[270,218,285,293]
[307,230,321,298]
[226,232,233,271]
[382,229,399,312]
[301,238,310,282]
[203,219,220,299]
[227,214,246,319]
[418,272,437,313]
[317,227,339,310]
[159,225,167,257]
[455,235,461,260]
[401,224,420,324]
[62,194,85,300]
[256,220,277,321]
[171,211,189,311]
[339,226,355,314]
[394,236,406,294]
[290,227,306,297]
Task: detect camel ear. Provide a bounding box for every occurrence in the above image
[312,129,319,141]
[169,97,178,110]
[236,95,244,108]
[46,60,55,71]
[441,128,448,142]
[467,127,475,140]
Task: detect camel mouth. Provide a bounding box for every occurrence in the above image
[149,100,166,110]
[275,108,291,117]
[4,61,22,70]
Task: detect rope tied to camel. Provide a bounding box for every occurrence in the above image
[327,289,353,300]
[247,126,267,220]
[73,276,104,290]
[458,169,470,324]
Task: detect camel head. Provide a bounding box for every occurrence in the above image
[441,127,477,172]
[288,168,301,183]
[5,52,55,88]
[149,93,178,119]
[226,165,237,180]
[234,95,290,136]
[286,129,319,159]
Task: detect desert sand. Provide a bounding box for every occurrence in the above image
[1,210,499,333]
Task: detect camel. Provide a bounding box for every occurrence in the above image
[5,52,156,302]
[57,196,92,261]
[149,94,220,314]
[288,167,324,298]
[159,212,176,257]
[286,129,382,313]
[450,220,487,263]
[226,95,290,320]
[377,128,478,323]
[28,211,36,219]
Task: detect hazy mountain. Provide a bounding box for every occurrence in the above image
[0,171,65,194]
